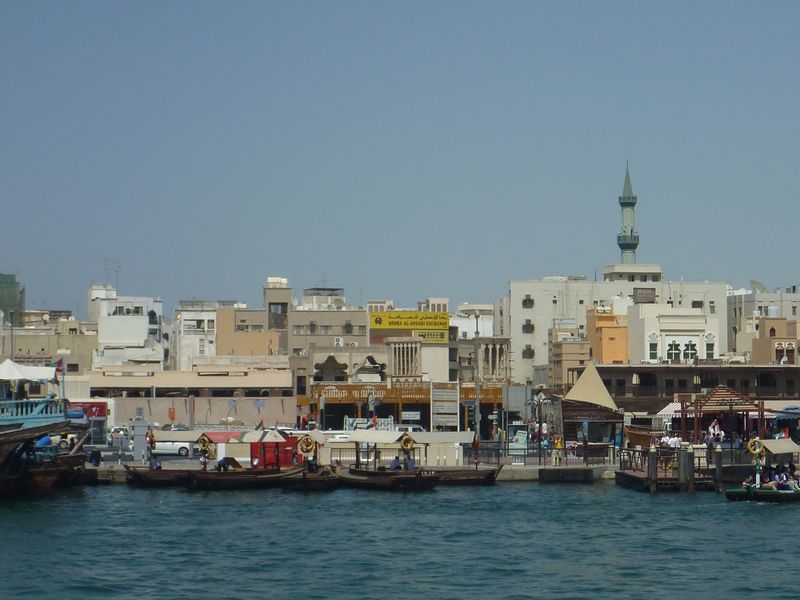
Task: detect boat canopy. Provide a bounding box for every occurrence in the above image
[347,430,406,444]
[565,364,619,412]
[0,359,56,382]
[298,429,326,444]
[761,438,800,455]
[412,432,476,445]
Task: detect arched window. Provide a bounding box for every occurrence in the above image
[683,341,697,361]
[770,327,777,338]
[667,341,681,362]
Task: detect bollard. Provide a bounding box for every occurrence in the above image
[687,447,695,494]
[648,446,658,494]
[714,446,724,492]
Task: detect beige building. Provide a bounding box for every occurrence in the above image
[586,305,628,365]
[547,325,591,392]
[752,317,797,365]
[1,317,97,373]
[215,307,279,357]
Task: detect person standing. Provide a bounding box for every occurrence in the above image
[552,435,564,466]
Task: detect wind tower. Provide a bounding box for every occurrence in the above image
[617,163,639,264]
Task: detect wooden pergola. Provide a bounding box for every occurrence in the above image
[679,386,765,443]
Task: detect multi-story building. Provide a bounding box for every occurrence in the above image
[585,300,629,365]
[751,317,798,365]
[727,285,800,353]
[626,304,720,364]
[1,315,96,372]
[89,284,165,369]
[0,273,25,327]
[547,322,590,391]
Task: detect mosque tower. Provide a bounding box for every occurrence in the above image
[616,163,639,264]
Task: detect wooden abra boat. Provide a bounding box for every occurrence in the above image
[281,469,340,492]
[725,486,800,503]
[429,465,501,486]
[123,465,194,487]
[332,465,438,491]
[189,465,305,491]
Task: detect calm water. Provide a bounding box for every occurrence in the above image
[0,482,796,599]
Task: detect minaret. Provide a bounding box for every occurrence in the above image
[616,163,639,264]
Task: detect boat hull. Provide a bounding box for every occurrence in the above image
[429,467,500,486]
[124,465,194,487]
[725,487,800,503]
[333,465,438,491]
[281,470,340,492]
[189,466,304,491]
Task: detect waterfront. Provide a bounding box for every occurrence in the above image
[0,483,796,599]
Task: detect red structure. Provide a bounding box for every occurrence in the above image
[250,434,301,469]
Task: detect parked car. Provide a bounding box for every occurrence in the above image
[107,426,130,446]
[128,439,193,457]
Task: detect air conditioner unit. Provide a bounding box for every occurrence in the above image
[333,337,344,347]
[349,342,359,347]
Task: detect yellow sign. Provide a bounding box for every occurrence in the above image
[370,311,449,331]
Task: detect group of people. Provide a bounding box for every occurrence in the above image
[388,453,416,471]
[743,463,800,491]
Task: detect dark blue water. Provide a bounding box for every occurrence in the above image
[0,482,795,599]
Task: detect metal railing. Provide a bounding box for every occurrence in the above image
[465,442,615,467]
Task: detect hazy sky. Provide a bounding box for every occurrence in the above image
[2,2,798,317]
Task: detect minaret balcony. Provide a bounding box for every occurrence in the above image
[617,232,639,249]
[618,195,637,207]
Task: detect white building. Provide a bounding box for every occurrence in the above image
[451,303,494,340]
[89,284,165,369]
[627,303,720,364]
[507,264,728,383]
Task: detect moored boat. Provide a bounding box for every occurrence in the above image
[123,465,194,487]
[332,464,438,491]
[725,485,800,503]
[189,465,305,491]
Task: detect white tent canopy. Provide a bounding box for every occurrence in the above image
[0,359,56,382]
[565,364,619,412]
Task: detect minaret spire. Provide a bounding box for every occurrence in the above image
[617,163,639,264]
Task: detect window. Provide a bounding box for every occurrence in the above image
[665,379,674,388]
[667,341,681,362]
[691,300,703,310]
[683,341,697,361]
[793,305,798,316]
[199,338,205,356]
[709,301,716,314]
[522,320,534,334]
[769,327,776,337]
[678,379,688,388]
[649,343,658,360]
[522,345,534,359]
[69,328,78,335]
[578,299,584,305]
[640,275,647,282]
[67,363,79,372]
[208,319,215,330]
[522,295,534,309]
[343,321,353,334]
[706,343,714,359]
[628,275,635,282]
[552,297,557,304]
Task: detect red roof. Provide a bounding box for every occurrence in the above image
[202,431,242,444]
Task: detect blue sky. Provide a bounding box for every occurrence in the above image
[2,2,798,317]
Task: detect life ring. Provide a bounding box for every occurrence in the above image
[746,438,765,457]
[298,437,315,454]
[400,436,414,451]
